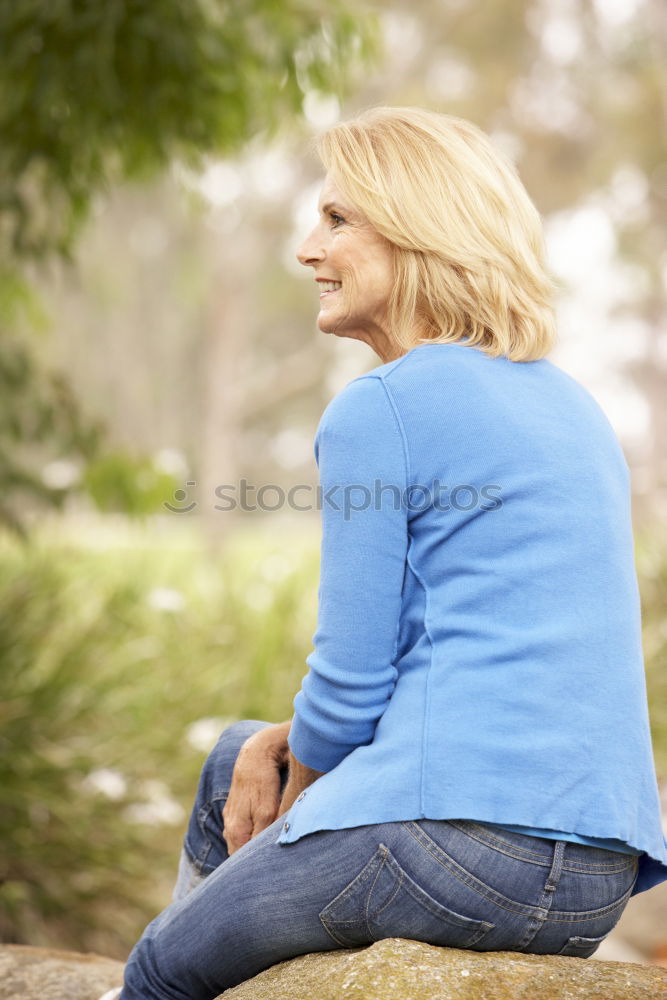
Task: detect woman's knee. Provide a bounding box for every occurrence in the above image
[214,719,271,756]
[200,719,271,795]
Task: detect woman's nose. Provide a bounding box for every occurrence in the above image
[296,226,325,267]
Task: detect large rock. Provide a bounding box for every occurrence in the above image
[219,938,667,1000]
[1,940,665,999]
[0,945,124,1000]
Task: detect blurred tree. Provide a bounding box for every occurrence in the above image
[29,0,667,530]
[0,0,376,264]
[0,0,378,536]
[0,328,104,537]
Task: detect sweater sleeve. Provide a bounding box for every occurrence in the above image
[288,375,409,772]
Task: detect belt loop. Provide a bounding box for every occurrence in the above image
[544,840,566,893]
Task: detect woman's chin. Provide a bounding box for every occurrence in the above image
[316,312,336,334]
[316,315,370,348]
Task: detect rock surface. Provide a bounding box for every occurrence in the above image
[0,945,124,1000]
[2,939,666,1000]
[218,938,667,1000]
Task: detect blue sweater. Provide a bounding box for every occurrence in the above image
[280,343,667,895]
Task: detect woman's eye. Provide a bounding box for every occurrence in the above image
[329,212,345,228]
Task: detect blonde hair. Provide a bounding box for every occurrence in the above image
[316,107,556,361]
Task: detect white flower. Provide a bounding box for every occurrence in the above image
[82,769,127,801]
[124,780,185,827]
[153,448,189,478]
[186,717,232,753]
[258,552,294,583]
[146,587,186,612]
[41,459,82,490]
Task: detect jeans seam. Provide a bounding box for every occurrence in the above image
[560,857,637,874]
[448,821,554,862]
[319,851,388,948]
[188,792,229,873]
[319,918,355,948]
[187,815,212,872]
[545,881,636,921]
[334,847,385,908]
[369,846,402,925]
[516,840,565,950]
[382,852,495,934]
[403,822,634,922]
[448,821,636,872]
[404,822,539,916]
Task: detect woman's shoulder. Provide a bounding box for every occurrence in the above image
[321,343,615,442]
[326,343,476,407]
[318,371,393,437]
[378,343,612,421]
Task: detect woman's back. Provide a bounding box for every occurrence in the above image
[283,343,665,894]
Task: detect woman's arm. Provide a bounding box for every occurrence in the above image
[288,375,409,772]
[226,377,407,849]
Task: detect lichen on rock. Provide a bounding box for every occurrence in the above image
[217,938,667,1000]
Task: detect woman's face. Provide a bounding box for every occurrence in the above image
[296,174,402,362]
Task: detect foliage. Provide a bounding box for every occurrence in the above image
[0,0,379,537]
[0,330,103,538]
[82,451,180,518]
[0,0,378,265]
[0,326,183,536]
[0,520,319,956]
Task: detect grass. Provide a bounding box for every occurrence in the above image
[0,513,320,957]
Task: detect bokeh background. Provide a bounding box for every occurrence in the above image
[1,0,666,964]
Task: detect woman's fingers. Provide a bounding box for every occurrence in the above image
[222,796,254,855]
[223,771,281,854]
[222,723,289,854]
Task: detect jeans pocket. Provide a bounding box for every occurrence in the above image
[319,844,495,949]
[557,933,608,958]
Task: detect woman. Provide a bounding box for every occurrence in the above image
[115,107,667,999]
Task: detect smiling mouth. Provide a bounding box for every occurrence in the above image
[318,280,342,295]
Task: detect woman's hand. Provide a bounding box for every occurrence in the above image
[222,721,291,855]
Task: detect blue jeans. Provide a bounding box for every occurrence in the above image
[120,721,638,999]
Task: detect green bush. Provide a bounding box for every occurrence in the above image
[0,518,318,957]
